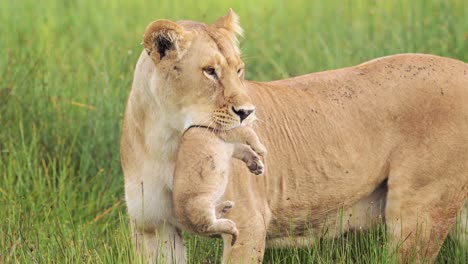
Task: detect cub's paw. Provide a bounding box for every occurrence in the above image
[215,200,235,218]
[247,156,264,176]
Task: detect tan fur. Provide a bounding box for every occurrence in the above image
[173,126,266,246]
[121,10,468,263]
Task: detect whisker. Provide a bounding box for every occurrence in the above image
[223,128,233,143]
[253,116,266,124]
[186,114,215,145]
[202,120,215,144]
[191,115,213,129]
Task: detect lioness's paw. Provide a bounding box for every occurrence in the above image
[247,157,264,175]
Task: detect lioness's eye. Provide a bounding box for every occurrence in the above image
[237,68,244,77]
[203,67,218,80]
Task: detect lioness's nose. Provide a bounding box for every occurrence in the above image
[232,107,254,123]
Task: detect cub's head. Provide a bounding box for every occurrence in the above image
[143,9,255,131]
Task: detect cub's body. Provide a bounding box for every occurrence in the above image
[173,126,265,245]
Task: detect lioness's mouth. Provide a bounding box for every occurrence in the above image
[185,123,241,134]
[186,125,211,131]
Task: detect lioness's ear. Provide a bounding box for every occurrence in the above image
[213,8,243,38]
[143,20,190,64]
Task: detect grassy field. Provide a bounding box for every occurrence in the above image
[1,0,467,263]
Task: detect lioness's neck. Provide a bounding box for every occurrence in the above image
[125,97,182,160]
[125,60,186,161]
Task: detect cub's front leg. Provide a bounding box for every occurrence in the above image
[218,126,267,156]
[232,144,265,175]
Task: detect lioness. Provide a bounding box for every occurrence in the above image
[120,9,468,263]
[173,126,266,246]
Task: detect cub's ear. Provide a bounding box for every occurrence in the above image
[213,8,243,37]
[143,20,191,64]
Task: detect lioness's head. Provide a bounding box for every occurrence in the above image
[143,9,254,131]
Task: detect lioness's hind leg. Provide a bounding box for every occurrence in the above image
[232,144,264,175]
[460,203,468,244]
[451,201,468,246]
[385,162,467,262]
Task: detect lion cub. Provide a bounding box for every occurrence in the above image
[173,126,266,245]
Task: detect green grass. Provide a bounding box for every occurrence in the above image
[0,0,467,263]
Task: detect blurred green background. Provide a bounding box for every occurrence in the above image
[1,0,466,263]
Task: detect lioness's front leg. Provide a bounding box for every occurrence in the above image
[131,220,187,264]
[222,210,267,264]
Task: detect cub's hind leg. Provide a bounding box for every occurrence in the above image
[207,219,239,246]
[216,200,235,218]
[180,196,238,244]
